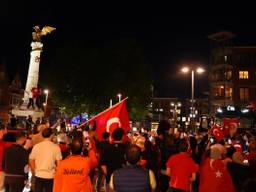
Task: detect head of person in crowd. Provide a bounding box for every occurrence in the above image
[211,143,225,155]
[0,124,7,139]
[15,131,27,145]
[135,135,146,151]
[32,124,39,134]
[210,147,222,160]
[102,132,110,141]
[249,141,256,153]
[70,138,83,155]
[177,139,189,153]
[60,126,66,133]
[226,146,237,159]
[156,120,168,141]
[229,123,238,137]
[174,129,182,140]
[126,144,142,165]
[112,128,124,142]
[42,128,54,140]
[83,125,89,132]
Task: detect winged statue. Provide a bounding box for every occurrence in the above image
[32,25,56,42]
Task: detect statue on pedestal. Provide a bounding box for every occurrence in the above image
[12,25,56,122]
[32,25,56,42]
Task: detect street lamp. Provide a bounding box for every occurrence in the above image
[44,89,49,114]
[181,67,205,132]
[117,93,122,102]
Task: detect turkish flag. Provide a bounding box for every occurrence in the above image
[223,118,239,135]
[210,124,224,142]
[199,158,235,192]
[87,98,130,140]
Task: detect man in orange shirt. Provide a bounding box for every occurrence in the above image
[53,138,98,192]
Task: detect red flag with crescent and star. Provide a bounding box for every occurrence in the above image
[83,98,130,140]
[210,124,225,142]
[199,158,235,192]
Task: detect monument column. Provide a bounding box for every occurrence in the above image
[23,42,43,106]
[12,25,55,121]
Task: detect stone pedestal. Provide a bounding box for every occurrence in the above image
[12,108,44,122]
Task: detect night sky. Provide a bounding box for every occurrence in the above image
[2,2,256,99]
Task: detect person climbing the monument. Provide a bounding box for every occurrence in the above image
[27,88,35,109]
[35,86,43,110]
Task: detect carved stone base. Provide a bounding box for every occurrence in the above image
[12,108,44,122]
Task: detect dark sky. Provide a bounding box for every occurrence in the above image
[2,1,256,99]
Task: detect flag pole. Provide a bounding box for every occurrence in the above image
[78,97,128,128]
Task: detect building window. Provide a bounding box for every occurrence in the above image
[239,71,249,79]
[239,88,249,102]
[225,71,232,80]
[225,88,233,99]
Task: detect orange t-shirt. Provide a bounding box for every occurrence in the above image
[53,150,98,192]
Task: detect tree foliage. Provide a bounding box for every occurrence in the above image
[43,39,152,119]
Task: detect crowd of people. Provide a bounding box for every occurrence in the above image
[0,117,255,192]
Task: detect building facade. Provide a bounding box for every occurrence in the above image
[209,31,256,114]
[150,97,209,129]
[0,64,23,123]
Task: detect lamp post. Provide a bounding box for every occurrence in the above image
[44,89,49,114]
[181,67,204,133]
[117,93,122,102]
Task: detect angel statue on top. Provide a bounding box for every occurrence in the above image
[32,25,56,42]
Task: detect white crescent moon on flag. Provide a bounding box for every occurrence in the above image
[106,117,121,132]
[213,129,218,136]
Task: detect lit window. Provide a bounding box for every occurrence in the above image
[239,88,249,102]
[225,88,233,99]
[239,71,249,79]
[225,71,232,80]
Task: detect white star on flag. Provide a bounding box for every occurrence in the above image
[215,170,223,178]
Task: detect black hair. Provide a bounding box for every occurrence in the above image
[42,128,53,138]
[102,132,110,140]
[92,121,96,131]
[126,144,141,165]
[177,139,188,152]
[15,131,26,140]
[112,128,124,141]
[226,146,236,158]
[70,139,83,155]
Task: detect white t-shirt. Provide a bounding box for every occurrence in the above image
[29,140,62,179]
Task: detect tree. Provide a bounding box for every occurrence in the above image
[43,39,152,119]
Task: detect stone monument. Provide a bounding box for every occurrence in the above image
[12,26,56,121]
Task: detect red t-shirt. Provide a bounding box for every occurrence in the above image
[166,152,198,191]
